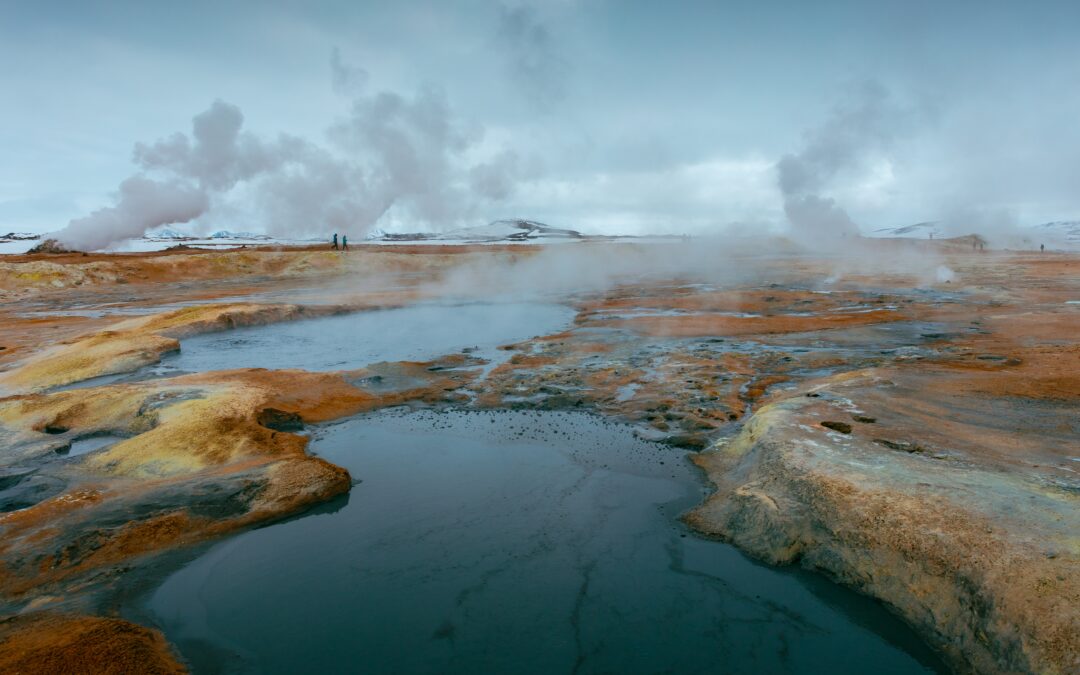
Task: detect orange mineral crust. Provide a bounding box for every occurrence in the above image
[0,613,186,675]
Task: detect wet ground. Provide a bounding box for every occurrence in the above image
[132,409,945,675]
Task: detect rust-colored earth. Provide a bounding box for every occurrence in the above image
[0,241,1076,674]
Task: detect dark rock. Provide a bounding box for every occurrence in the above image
[852,415,877,424]
[820,421,852,434]
[26,238,76,254]
[664,434,708,450]
[256,408,304,432]
[874,439,927,454]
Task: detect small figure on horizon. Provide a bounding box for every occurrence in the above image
[1041,243,1045,252]
[342,235,349,251]
[332,233,339,250]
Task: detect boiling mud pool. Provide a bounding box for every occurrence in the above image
[135,409,946,675]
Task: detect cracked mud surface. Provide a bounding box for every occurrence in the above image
[133,409,945,674]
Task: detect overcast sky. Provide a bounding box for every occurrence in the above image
[3,0,1080,238]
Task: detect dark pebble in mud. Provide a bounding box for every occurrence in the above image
[852,415,877,424]
[257,408,304,432]
[820,421,853,434]
[874,439,927,454]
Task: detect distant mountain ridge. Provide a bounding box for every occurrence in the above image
[208,230,273,240]
[872,221,944,239]
[131,218,1079,248]
[1031,220,1080,246]
[873,220,1079,248]
[144,227,191,240]
[0,232,42,242]
[143,228,275,241]
[366,219,585,243]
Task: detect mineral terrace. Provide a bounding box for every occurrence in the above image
[0,241,1077,674]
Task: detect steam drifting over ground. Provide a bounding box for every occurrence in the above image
[55,55,530,251]
[776,81,908,247]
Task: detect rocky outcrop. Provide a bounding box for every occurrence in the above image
[25,239,75,255]
[686,375,1079,674]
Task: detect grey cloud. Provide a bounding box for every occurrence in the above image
[497,4,567,108]
[469,150,523,201]
[330,46,369,97]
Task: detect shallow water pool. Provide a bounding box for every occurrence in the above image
[134,409,946,674]
[166,301,576,374]
[57,301,577,390]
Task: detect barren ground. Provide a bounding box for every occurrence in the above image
[0,241,1076,674]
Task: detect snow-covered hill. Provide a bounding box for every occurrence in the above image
[143,227,193,240]
[208,230,273,240]
[1031,221,1080,248]
[0,232,44,254]
[871,220,1079,250]
[870,222,944,239]
[0,232,41,241]
[366,219,585,244]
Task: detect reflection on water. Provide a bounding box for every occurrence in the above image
[63,434,125,457]
[55,301,577,391]
[140,409,946,675]
[164,302,576,374]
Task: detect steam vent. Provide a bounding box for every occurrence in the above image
[2,3,1079,674]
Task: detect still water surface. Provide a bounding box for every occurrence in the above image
[57,301,577,391]
[138,409,946,674]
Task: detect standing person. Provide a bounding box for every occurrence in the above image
[1041,243,1045,252]
[332,233,339,250]
[342,235,349,251]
